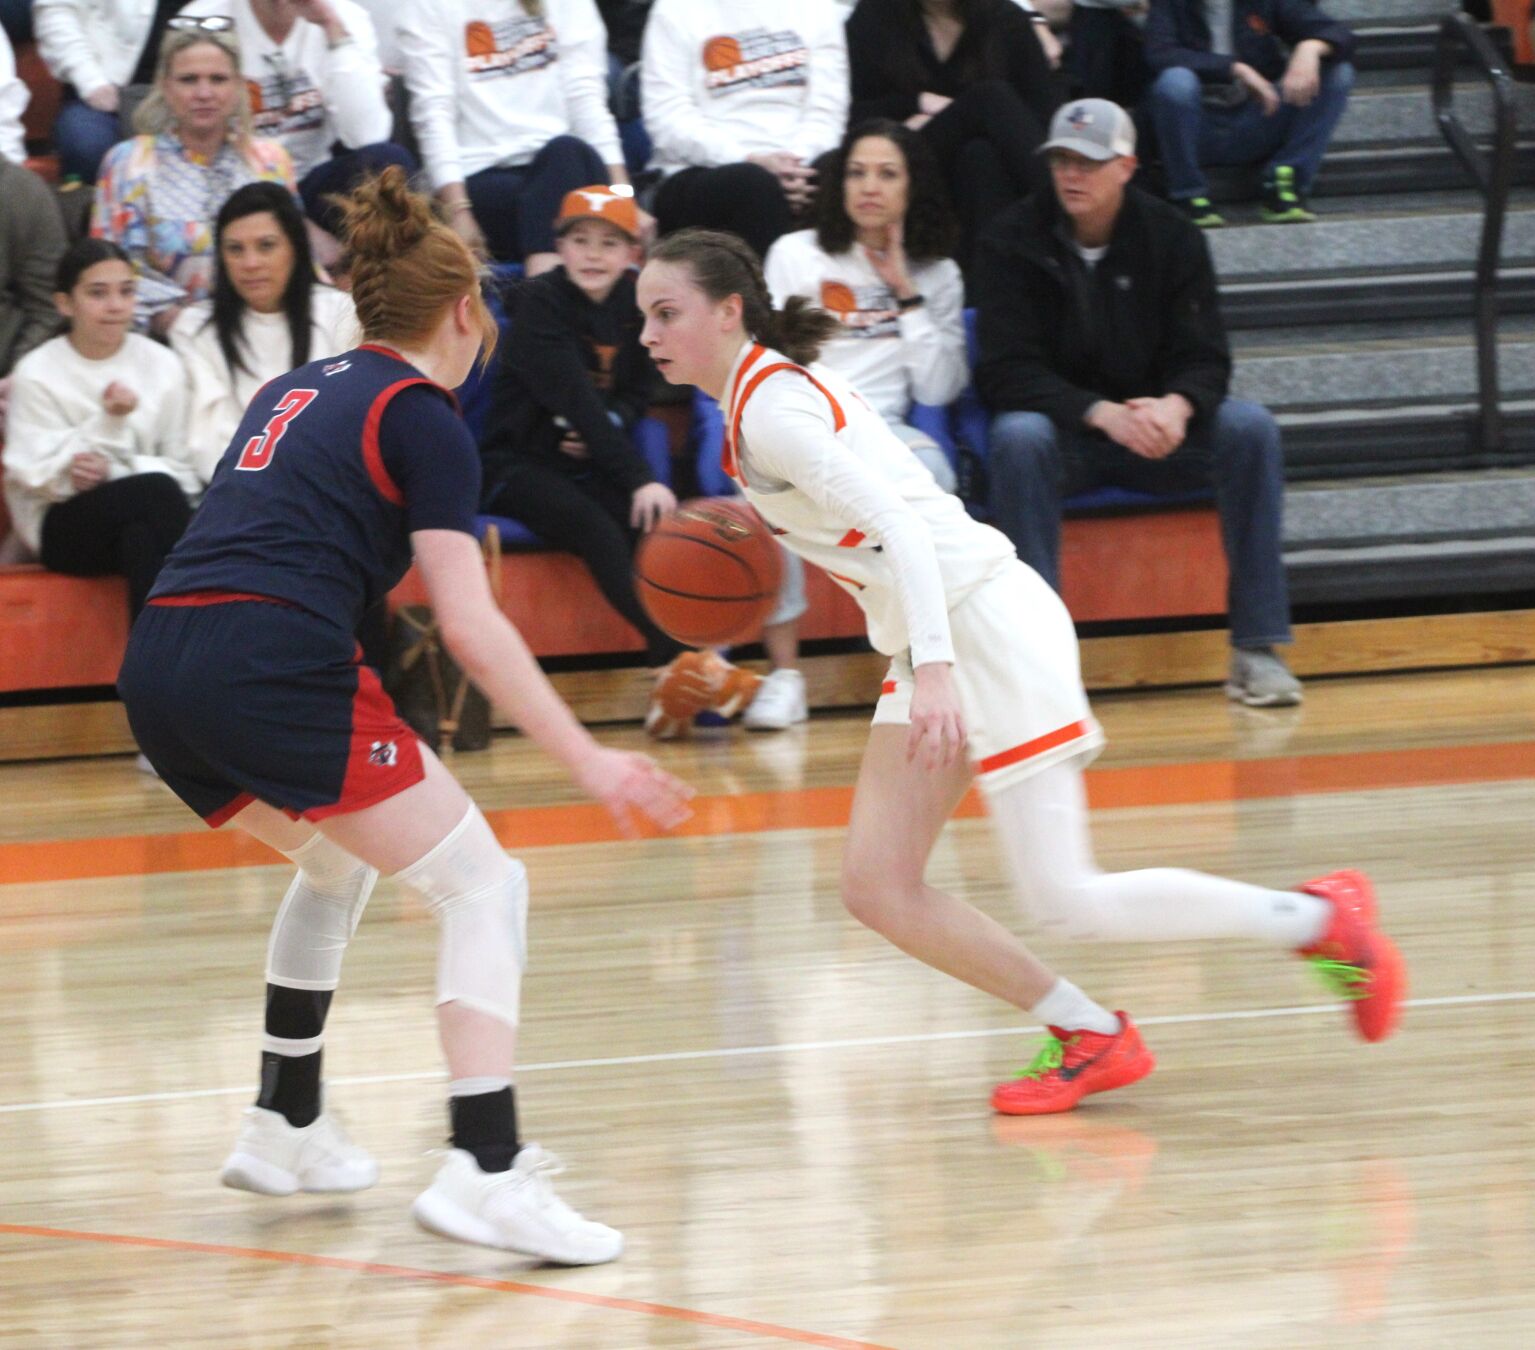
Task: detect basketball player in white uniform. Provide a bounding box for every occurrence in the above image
[636,228,1406,1114]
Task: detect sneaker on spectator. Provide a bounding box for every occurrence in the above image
[1260,166,1316,223]
[1225,647,1302,707]
[743,669,808,731]
[1178,196,1225,228]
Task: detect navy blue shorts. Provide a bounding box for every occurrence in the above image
[118,596,425,827]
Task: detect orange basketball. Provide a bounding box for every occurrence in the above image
[819,280,857,315]
[703,35,743,72]
[634,499,783,647]
[465,21,496,58]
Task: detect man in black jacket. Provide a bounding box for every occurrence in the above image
[1144,0,1355,226]
[974,98,1300,705]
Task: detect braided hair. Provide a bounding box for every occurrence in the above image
[336,166,497,370]
[647,228,841,367]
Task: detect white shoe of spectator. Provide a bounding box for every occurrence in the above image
[412,1145,623,1265]
[220,1105,379,1196]
[744,669,808,731]
[1225,647,1303,707]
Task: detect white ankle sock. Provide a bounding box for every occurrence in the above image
[1030,978,1120,1035]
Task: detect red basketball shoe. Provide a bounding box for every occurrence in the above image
[990,1014,1155,1116]
[1297,869,1406,1042]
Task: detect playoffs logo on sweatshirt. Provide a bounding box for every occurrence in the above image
[464,15,557,79]
[246,72,325,140]
[701,28,808,96]
[819,280,900,340]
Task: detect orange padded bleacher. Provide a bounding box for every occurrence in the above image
[0,508,1224,694]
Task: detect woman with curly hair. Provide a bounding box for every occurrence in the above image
[764,119,966,492]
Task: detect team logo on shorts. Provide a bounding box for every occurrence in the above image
[369,740,398,767]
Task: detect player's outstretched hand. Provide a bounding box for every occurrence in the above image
[574,745,695,836]
[908,662,968,772]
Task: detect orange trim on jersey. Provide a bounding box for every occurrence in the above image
[837,528,866,548]
[723,350,847,483]
[149,591,297,609]
[977,720,1094,776]
[880,679,898,695]
[826,570,865,591]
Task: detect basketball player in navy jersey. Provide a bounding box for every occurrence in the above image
[118,168,691,1265]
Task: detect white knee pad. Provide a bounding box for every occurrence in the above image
[392,804,528,1030]
[266,833,378,990]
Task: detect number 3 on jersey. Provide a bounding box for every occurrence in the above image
[236,389,318,472]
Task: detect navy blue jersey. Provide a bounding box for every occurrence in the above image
[152,345,480,632]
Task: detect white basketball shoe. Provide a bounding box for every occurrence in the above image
[743,668,808,731]
[411,1145,624,1265]
[220,1105,380,1196]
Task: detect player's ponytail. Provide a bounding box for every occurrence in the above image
[648,228,841,367]
[337,166,498,369]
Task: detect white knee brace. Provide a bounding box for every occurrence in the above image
[392,804,528,1030]
[267,833,379,991]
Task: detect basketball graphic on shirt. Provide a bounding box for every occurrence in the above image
[704,36,744,72]
[246,79,265,114]
[466,21,497,58]
[819,281,858,317]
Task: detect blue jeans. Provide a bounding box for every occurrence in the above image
[987,400,1292,647]
[1148,61,1355,201]
[467,134,606,263]
[54,97,123,183]
[299,142,418,236]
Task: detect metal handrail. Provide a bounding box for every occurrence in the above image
[1432,12,1517,458]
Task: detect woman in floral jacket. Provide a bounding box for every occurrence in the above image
[92,18,294,335]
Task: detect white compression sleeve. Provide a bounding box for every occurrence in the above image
[988,761,1330,947]
[392,804,529,1030]
[266,833,379,991]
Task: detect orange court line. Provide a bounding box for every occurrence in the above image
[2,739,1532,887]
[0,1222,894,1350]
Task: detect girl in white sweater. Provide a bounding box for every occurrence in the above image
[3,238,196,619]
[642,0,849,260]
[399,0,633,271]
[171,181,357,486]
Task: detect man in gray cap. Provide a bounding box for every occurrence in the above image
[973,97,1302,706]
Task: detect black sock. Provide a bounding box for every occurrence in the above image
[256,984,333,1128]
[449,1086,521,1173]
[258,1049,323,1128]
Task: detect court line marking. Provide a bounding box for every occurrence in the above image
[1,990,1528,1117]
[0,1223,894,1350]
[3,737,1533,886]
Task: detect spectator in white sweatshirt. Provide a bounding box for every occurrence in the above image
[3,238,196,620]
[176,0,413,242]
[642,0,849,260]
[170,181,357,485]
[400,0,634,272]
[765,118,967,493]
[33,0,180,183]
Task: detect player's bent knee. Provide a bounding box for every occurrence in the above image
[393,804,529,1030]
[840,864,918,932]
[267,836,380,989]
